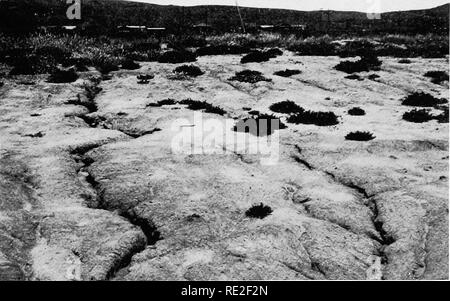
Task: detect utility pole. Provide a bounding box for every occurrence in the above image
[235,0,246,33]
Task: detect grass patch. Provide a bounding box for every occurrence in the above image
[424,71,449,85]
[287,110,339,126]
[345,131,375,141]
[269,100,303,114]
[348,107,366,116]
[401,92,447,107]
[47,67,78,83]
[157,50,197,64]
[274,69,301,77]
[245,203,273,219]
[173,65,204,77]
[402,109,434,123]
[229,70,271,84]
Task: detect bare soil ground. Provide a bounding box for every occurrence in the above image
[0,52,448,280]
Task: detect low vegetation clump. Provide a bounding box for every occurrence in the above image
[348,107,366,116]
[95,57,120,74]
[402,109,434,123]
[241,50,272,63]
[435,107,449,123]
[424,71,449,85]
[240,48,283,64]
[178,99,227,115]
[345,74,363,80]
[398,59,412,64]
[47,67,78,83]
[269,100,304,114]
[368,74,380,80]
[147,98,177,107]
[265,48,283,58]
[121,59,140,70]
[345,131,376,141]
[233,113,287,137]
[196,44,251,56]
[337,40,376,58]
[274,69,301,77]
[8,55,39,75]
[229,70,272,84]
[335,54,382,74]
[245,203,273,219]
[288,36,336,56]
[287,110,339,126]
[401,92,447,107]
[157,50,197,64]
[137,74,154,84]
[173,65,204,77]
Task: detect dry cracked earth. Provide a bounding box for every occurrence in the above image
[0,52,448,280]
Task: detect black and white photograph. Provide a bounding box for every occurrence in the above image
[0,0,448,286]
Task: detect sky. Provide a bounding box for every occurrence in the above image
[130,0,450,13]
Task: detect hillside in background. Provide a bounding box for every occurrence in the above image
[0,0,448,34]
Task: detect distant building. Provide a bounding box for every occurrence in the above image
[192,23,212,33]
[117,25,147,33]
[260,25,275,30]
[62,25,77,31]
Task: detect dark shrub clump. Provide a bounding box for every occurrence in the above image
[158,50,197,64]
[47,67,78,83]
[95,59,120,74]
[233,113,287,137]
[348,107,366,116]
[147,98,177,107]
[287,110,339,126]
[337,40,375,58]
[401,92,447,107]
[424,71,449,85]
[288,38,336,56]
[402,109,434,123]
[196,45,251,56]
[345,131,376,141]
[245,203,273,219]
[241,50,271,63]
[269,100,304,114]
[265,48,283,58]
[398,59,412,64]
[435,107,449,123]
[121,59,140,70]
[368,74,380,80]
[335,54,382,74]
[274,69,301,77]
[345,74,363,80]
[179,99,227,116]
[229,70,272,84]
[137,74,154,84]
[173,65,204,77]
